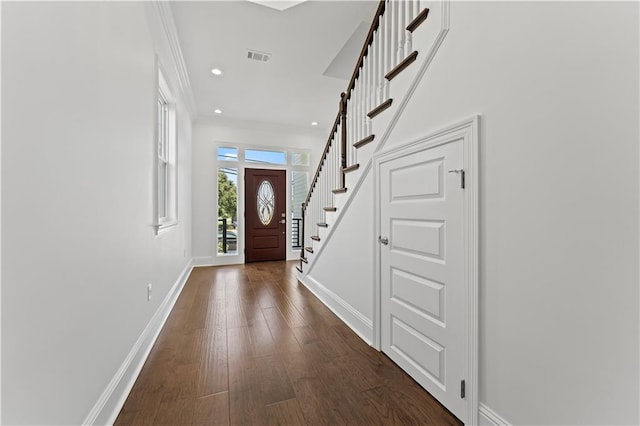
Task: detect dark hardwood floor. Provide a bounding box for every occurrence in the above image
[115,260,462,425]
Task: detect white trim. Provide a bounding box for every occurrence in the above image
[297,274,373,345]
[373,116,479,425]
[82,260,194,426]
[479,403,512,426]
[0,1,3,419]
[153,63,179,236]
[153,1,197,119]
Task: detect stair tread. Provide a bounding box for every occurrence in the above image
[407,8,430,33]
[367,99,393,119]
[332,187,347,194]
[342,164,360,173]
[354,134,375,149]
[317,222,329,227]
[324,206,337,212]
[310,235,321,241]
[296,266,303,273]
[385,51,419,81]
[301,256,308,264]
[305,247,314,253]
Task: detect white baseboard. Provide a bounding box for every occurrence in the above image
[192,256,246,267]
[192,256,215,266]
[478,403,511,426]
[297,274,373,345]
[82,260,194,425]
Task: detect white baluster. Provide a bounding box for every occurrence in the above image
[356,76,362,143]
[332,141,336,192]
[336,136,340,189]
[397,0,405,63]
[377,17,384,103]
[384,0,392,99]
[370,48,375,132]
[362,52,371,138]
[414,0,420,19]
[365,51,378,137]
[360,66,366,135]
[331,130,340,191]
[351,90,355,147]
[327,145,331,198]
[352,83,357,149]
[378,19,383,96]
[328,146,332,204]
[405,0,413,55]
[390,0,398,68]
[373,29,379,108]
[347,96,352,148]
[333,134,337,191]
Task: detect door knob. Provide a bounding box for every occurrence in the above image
[378,236,389,245]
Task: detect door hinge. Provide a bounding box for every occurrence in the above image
[461,379,466,399]
[448,169,465,189]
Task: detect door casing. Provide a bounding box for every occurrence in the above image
[373,116,479,425]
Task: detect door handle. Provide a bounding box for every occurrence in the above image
[280,219,286,224]
[378,236,389,245]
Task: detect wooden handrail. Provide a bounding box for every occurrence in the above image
[303,0,386,207]
[345,0,386,100]
[304,112,341,206]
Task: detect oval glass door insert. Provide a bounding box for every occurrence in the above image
[257,180,275,225]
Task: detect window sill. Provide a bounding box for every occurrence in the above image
[154,221,178,236]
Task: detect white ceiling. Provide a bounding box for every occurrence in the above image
[170,0,377,130]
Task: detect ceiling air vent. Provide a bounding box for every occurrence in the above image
[247,50,271,63]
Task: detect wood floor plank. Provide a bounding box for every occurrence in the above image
[264,398,307,426]
[360,386,406,425]
[192,392,230,426]
[115,260,462,426]
[153,394,196,425]
[197,326,228,397]
[114,386,164,426]
[185,280,212,331]
[262,306,303,354]
[290,376,346,425]
[255,354,296,406]
[161,361,200,401]
[228,377,266,425]
[176,328,205,365]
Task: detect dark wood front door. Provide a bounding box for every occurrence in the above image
[245,168,286,263]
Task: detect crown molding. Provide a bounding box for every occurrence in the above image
[152,1,198,119]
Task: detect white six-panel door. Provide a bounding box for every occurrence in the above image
[378,132,471,423]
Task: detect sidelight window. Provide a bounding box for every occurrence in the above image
[217,167,238,254]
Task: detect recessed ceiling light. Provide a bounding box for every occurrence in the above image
[311,122,318,126]
[214,109,222,114]
[211,68,223,76]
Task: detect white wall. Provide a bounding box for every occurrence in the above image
[1,2,193,424]
[305,1,639,424]
[192,118,325,264]
[305,170,374,340]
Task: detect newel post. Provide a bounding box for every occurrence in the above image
[339,92,348,189]
[300,202,306,257]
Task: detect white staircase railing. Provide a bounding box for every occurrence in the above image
[298,0,428,273]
